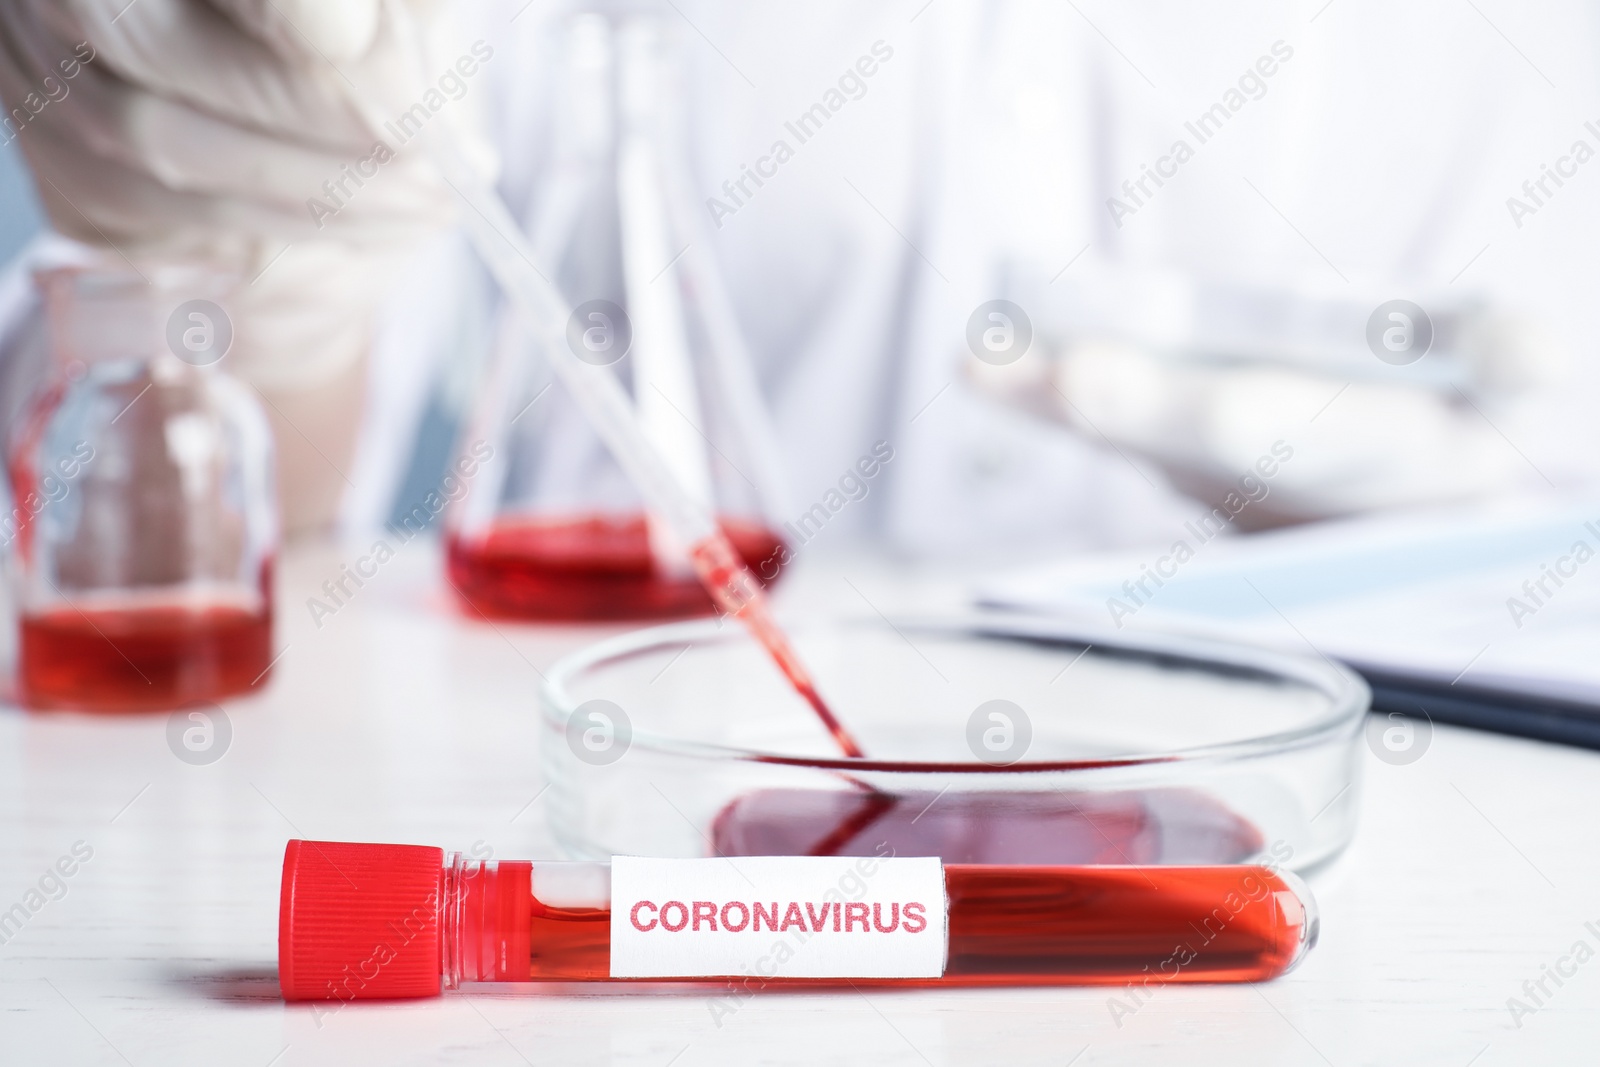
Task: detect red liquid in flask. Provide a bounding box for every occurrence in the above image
[20,598,274,712]
[446,513,787,621]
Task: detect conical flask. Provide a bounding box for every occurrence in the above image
[443,6,791,621]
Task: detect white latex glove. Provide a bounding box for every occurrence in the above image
[983,344,1522,525]
[968,270,1564,525]
[0,0,470,392]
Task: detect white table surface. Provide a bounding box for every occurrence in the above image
[1,540,1596,1066]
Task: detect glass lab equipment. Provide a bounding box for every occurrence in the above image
[278,839,1316,999]
[444,6,790,621]
[10,264,277,711]
[542,615,1368,872]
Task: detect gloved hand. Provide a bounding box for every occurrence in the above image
[967,269,1564,525]
[979,344,1523,526]
[0,0,484,533]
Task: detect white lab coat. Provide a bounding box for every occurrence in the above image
[348,0,1600,561]
[349,0,1191,558]
[7,0,1598,561]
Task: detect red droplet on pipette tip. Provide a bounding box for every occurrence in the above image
[689,532,866,758]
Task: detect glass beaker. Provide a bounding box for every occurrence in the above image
[9,263,278,712]
[443,6,791,622]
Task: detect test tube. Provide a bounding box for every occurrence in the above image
[278,841,1317,1001]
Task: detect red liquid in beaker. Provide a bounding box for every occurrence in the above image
[20,601,274,712]
[446,513,787,621]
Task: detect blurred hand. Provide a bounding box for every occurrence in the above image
[967,277,1562,525]
[0,0,483,534]
[977,345,1521,526]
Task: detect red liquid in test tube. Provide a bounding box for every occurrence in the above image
[278,841,1317,1001]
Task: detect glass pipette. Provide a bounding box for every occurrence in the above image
[356,4,865,757]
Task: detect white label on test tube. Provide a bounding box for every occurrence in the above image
[609,856,948,979]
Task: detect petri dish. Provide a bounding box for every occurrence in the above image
[540,614,1368,872]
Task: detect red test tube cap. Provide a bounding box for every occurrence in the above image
[279,840,445,1002]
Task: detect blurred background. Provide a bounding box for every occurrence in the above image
[3,0,1599,571]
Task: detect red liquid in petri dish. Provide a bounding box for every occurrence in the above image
[710,787,1265,865]
[20,599,274,712]
[446,513,787,621]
